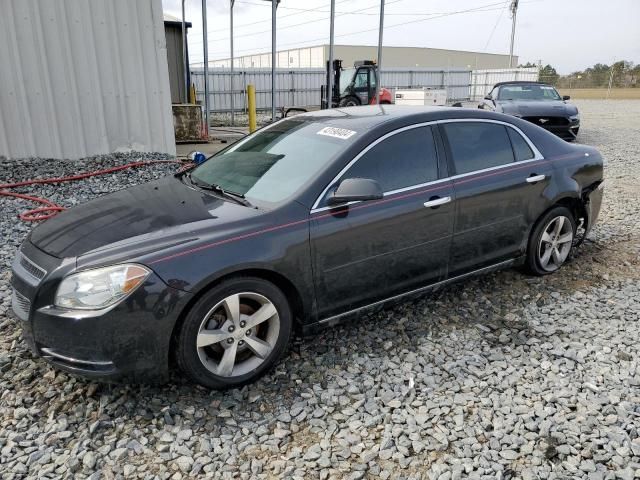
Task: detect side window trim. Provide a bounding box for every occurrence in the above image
[437,119,544,169]
[310,119,543,212]
[506,126,535,161]
[311,121,441,211]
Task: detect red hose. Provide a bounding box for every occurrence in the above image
[0,160,190,222]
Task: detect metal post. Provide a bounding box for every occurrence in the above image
[376,0,385,105]
[202,0,210,138]
[182,0,188,103]
[248,84,257,133]
[508,0,519,68]
[606,64,615,99]
[271,0,277,121]
[230,0,235,125]
[327,0,336,109]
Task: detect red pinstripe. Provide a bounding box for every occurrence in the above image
[150,154,582,265]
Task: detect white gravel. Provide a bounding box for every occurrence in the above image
[1,100,639,480]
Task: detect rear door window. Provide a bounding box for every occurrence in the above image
[341,126,439,193]
[507,127,535,161]
[442,122,515,175]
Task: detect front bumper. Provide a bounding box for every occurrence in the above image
[536,120,580,141]
[10,242,192,383]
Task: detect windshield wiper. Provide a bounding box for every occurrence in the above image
[185,173,253,207]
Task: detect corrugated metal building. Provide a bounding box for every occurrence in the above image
[0,0,175,160]
[164,13,191,104]
[207,44,516,70]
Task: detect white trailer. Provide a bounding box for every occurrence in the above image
[394,88,447,106]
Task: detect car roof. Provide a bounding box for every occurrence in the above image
[288,105,509,130]
[493,81,553,88]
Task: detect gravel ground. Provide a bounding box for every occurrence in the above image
[1,100,639,480]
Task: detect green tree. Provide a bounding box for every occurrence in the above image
[539,64,559,85]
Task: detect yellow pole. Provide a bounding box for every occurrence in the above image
[247,84,257,133]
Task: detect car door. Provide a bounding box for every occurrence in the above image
[352,68,372,105]
[310,125,455,320]
[439,120,553,276]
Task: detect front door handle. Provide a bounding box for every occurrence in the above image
[423,196,452,208]
[526,174,546,183]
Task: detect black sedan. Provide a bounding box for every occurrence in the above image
[479,81,580,141]
[10,106,604,389]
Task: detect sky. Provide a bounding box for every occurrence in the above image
[162,0,640,74]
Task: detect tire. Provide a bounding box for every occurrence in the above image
[339,96,359,107]
[176,276,292,389]
[380,100,392,104]
[525,206,576,276]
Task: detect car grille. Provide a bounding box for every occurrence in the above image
[19,253,47,280]
[523,116,569,127]
[11,288,31,321]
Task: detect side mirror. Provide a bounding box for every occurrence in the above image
[328,178,383,205]
[562,95,571,101]
[484,94,492,101]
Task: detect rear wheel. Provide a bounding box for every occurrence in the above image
[526,206,576,275]
[339,96,359,107]
[176,277,292,389]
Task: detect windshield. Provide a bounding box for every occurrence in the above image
[190,119,356,205]
[340,68,356,93]
[498,84,562,101]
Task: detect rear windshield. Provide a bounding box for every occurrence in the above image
[191,119,357,204]
[498,84,561,101]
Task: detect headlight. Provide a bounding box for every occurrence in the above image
[55,264,151,310]
[569,114,580,121]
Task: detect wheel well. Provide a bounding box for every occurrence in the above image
[380,100,391,104]
[169,269,306,357]
[553,196,587,227]
[527,196,588,250]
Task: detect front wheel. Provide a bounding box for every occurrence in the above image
[338,96,360,107]
[526,206,576,276]
[176,277,292,389]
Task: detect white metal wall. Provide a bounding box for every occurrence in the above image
[470,68,539,100]
[191,68,472,113]
[0,0,175,160]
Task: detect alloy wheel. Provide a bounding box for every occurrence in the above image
[196,292,280,377]
[537,215,573,272]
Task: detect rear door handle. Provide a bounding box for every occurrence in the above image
[423,196,451,208]
[526,174,546,183]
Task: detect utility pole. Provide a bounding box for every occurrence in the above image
[508,0,519,68]
[202,0,209,138]
[327,0,336,109]
[271,0,277,122]
[181,0,188,103]
[376,0,385,105]
[230,0,235,125]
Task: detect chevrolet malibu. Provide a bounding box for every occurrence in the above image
[10,106,604,389]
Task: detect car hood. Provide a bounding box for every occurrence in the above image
[29,175,261,259]
[497,100,578,117]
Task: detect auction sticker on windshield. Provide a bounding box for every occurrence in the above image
[317,126,357,140]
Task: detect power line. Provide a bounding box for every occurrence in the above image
[190,0,403,46]
[191,0,510,61]
[483,0,509,51]
[189,0,354,45]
